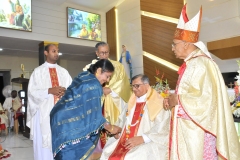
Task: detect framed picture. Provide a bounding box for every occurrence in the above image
[0,0,32,31]
[67,7,101,41]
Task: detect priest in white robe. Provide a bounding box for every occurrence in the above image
[0,103,8,134]
[101,74,170,160]
[27,44,72,160]
[3,90,20,128]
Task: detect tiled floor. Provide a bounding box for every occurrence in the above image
[0,125,238,160]
[1,132,33,160]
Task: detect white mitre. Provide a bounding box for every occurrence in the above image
[174,4,212,59]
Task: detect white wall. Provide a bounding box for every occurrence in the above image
[0,55,38,90]
[63,59,90,78]
[116,0,143,77]
[0,54,89,91]
[0,0,105,90]
[186,0,240,73]
[0,0,107,47]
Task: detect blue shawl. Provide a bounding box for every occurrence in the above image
[50,71,106,159]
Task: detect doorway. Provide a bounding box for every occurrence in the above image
[0,70,11,105]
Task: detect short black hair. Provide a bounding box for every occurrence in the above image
[44,44,57,52]
[11,90,17,94]
[131,74,149,84]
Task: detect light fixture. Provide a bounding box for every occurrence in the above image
[0,48,3,51]
[59,52,62,56]
[141,11,178,24]
[143,51,179,71]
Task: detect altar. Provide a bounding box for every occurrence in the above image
[227,88,240,141]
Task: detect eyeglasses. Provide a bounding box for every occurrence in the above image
[131,83,145,89]
[98,51,109,55]
[171,41,185,48]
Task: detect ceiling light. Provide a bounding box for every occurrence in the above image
[141,11,178,24]
[0,48,3,51]
[59,52,62,56]
[143,51,179,71]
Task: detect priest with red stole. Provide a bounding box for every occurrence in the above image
[101,74,170,160]
[27,44,72,160]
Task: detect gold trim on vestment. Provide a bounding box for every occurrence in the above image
[128,87,164,121]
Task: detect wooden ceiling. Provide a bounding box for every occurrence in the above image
[106,7,117,60]
[143,56,179,89]
[207,36,240,60]
[140,0,183,89]
[140,0,184,18]
[141,16,182,66]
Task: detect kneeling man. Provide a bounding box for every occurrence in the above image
[101,74,170,160]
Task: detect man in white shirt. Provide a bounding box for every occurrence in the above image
[3,90,20,129]
[101,74,170,160]
[27,44,72,160]
[0,103,8,134]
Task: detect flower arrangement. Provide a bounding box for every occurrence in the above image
[232,60,240,118]
[83,59,98,71]
[151,68,170,98]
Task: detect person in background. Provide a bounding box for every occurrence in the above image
[5,0,15,25]
[119,45,132,81]
[78,24,89,39]
[3,90,20,131]
[14,0,24,27]
[16,90,24,133]
[164,4,240,160]
[0,120,11,158]
[0,103,8,135]
[27,44,72,160]
[11,91,22,135]
[50,59,122,160]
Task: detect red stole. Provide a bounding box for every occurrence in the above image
[49,68,60,105]
[109,102,145,160]
[100,101,107,148]
[12,99,22,120]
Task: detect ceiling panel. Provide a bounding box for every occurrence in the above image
[0,36,96,61]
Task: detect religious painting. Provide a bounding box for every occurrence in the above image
[67,7,101,41]
[0,0,32,31]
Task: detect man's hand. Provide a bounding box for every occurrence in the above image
[168,93,178,108]
[163,98,170,110]
[48,87,66,98]
[103,87,111,96]
[114,133,121,139]
[124,136,144,150]
[10,107,14,112]
[104,123,122,136]
[111,125,122,135]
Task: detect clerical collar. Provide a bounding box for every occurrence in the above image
[184,48,200,62]
[45,61,57,68]
[136,93,147,103]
